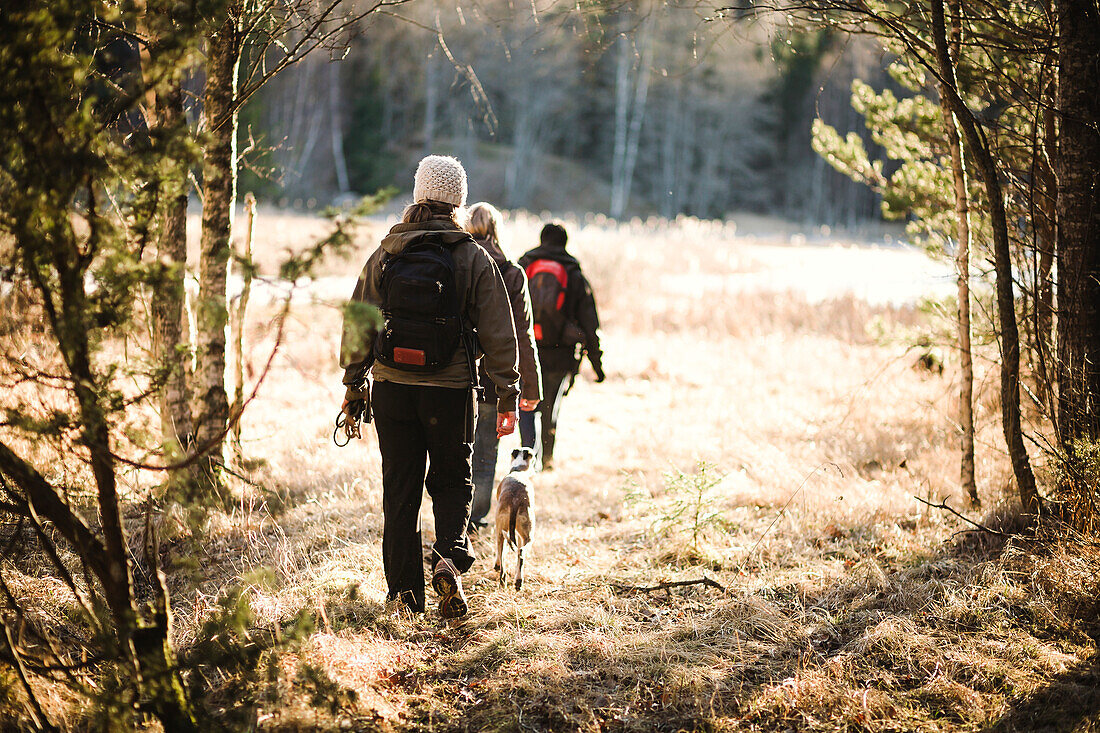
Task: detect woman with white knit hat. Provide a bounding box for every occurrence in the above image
[339,155,520,618]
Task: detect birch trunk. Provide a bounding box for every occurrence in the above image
[610,36,630,217]
[937,0,978,507]
[660,87,683,218]
[230,193,255,459]
[610,20,654,219]
[423,53,438,155]
[506,84,538,208]
[619,23,652,218]
[329,62,350,194]
[196,15,242,493]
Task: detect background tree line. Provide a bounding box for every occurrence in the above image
[243,0,894,224]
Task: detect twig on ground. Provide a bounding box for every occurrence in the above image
[609,576,726,595]
[914,495,1007,537]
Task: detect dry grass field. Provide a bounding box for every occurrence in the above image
[9,209,1100,731]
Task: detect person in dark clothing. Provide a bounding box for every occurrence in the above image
[339,156,520,618]
[466,202,542,531]
[517,222,604,470]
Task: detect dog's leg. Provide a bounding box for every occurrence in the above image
[493,527,502,572]
[494,527,506,586]
[514,543,525,591]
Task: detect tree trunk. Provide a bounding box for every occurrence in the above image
[423,52,438,155]
[1055,0,1100,455]
[328,62,350,195]
[932,0,1039,513]
[282,60,323,189]
[1037,94,1057,410]
[610,18,654,219]
[133,510,195,731]
[196,15,243,495]
[230,192,255,459]
[619,21,653,219]
[136,7,194,485]
[610,34,630,218]
[660,84,683,219]
[506,83,538,208]
[151,86,194,461]
[937,0,978,507]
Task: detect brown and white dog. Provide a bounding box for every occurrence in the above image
[493,447,535,590]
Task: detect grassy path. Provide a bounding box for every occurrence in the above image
[166,216,1100,731]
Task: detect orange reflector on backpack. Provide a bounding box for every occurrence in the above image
[393,347,427,366]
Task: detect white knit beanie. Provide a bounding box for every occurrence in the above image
[412,155,468,207]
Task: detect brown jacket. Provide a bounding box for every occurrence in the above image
[473,234,543,404]
[340,220,520,412]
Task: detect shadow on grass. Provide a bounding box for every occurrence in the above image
[985,655,1100,732]
[421,516,1100,733]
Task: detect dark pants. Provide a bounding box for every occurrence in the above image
[518,369,572,467]
[469,401,500,528]
[371,381,476,612]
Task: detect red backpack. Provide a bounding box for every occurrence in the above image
[525,258,570,345]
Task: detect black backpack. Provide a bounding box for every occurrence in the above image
[375,237,471,375]
[525,258,571,346]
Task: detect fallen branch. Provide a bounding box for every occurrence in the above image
[610,576,726,595]
[914,496,1007,537]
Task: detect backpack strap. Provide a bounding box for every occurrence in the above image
[444,234,486,403]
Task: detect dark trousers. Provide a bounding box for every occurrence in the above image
[518,369,572,467]
[469,401,499,527]
[371,381,476,612]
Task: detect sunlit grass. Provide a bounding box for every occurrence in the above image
[8,211,1096,731]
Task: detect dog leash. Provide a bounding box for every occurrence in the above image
[333,384,371,447]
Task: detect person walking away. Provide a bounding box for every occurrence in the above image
[518,222,604,470]
[339,155,520,618]
[465,202,542,531]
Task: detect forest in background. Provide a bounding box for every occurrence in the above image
[241,1,891,224]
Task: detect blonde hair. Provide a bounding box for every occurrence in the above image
[401,199,462,227]
[466,201,503,245]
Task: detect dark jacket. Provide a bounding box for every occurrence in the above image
[472,234,543,404]
[340,219,520,412]
[518,243,603,375]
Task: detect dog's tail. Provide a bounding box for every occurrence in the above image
[508,503,518,549]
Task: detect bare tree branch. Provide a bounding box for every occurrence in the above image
[914,495,1007,536]
[610,576,727,595]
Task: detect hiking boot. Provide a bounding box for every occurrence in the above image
[431,558,468,619]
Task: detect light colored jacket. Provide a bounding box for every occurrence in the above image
[473,234,543,403]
